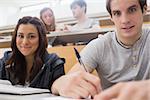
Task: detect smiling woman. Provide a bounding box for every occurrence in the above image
[16,24,39,57]
[0,16,65,92]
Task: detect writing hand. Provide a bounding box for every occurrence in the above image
[51,71,101,99]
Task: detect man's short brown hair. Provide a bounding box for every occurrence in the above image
[106,0,147,16]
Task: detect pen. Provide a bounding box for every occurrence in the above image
[74,47,88,72]
[74,48,93,99]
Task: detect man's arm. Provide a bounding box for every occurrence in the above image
[94,80,150,100]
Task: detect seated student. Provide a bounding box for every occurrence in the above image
[40,7,56,32]
[51,0,150,99]
[66,0,99,31]
[0,16,65,92]
[40,7,67,46]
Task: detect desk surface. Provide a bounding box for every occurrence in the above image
[0,82,73,100]
[0,36,11,48]
[47,27,115,46]
[49,27,114,36]
[0,93,74,100]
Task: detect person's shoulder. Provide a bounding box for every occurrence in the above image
[142,28,150,38]
[44,53,58,62]
[142,28,150,33]
[97,31,115,41]
[2,51,12,60]
[44,52,65,67]
[87,31,115,47]
[0,51,12,69]
[81,31,115,51]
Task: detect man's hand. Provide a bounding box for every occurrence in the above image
[94,80,150,100]
[51,71,101,99]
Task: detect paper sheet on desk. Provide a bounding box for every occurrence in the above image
[42,96,77,100]
[42,95,91,100]
[0,84,50,95]
[43,97,69,100]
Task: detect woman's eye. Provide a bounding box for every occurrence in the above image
[29,35,36,39]
[17,34,24,38]
[113,11,121,16]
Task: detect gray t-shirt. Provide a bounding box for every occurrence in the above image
[80,28,150,89]
[70,18,99,31]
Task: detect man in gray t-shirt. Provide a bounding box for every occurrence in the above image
[81,29,150,89]
[51,0,150,99]
[66,0,99,32]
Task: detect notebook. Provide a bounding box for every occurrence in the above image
[0,80,50,95]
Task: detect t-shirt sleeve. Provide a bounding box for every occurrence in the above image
[80,37,105,72]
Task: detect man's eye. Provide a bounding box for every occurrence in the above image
[129,8,137,13]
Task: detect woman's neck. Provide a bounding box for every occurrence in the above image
[25,55,34,75]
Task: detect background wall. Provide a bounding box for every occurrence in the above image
[0,0,150,27]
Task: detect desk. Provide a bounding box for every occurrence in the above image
[0,93,52,100]
[0,93,90,100]
[47,27,115,46]
[0,93,78,100]
[0,36,11,48]
[0,82,73,100]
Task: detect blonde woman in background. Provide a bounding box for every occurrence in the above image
[40,7,56,32]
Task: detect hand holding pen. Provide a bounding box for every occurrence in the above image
[74,47,101,99]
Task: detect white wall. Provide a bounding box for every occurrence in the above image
[0,0,107,27]
[54,0,107,19]
[0,0,150,27]
[0,6,19,27]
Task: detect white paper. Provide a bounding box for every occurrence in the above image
[0,83,50,95]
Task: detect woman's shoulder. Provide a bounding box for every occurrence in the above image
[0,51,12,72]
[1,51,12,61]
[45,53,59,61]
[44,52,65,67]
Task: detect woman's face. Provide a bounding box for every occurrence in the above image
[16,24,39,57]
[41,9,54,25]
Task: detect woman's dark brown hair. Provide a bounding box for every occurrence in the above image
[40,7,56,32]
[7,16,48,85]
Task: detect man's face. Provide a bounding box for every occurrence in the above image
[71,4,85,19]
[110,0,146,40]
